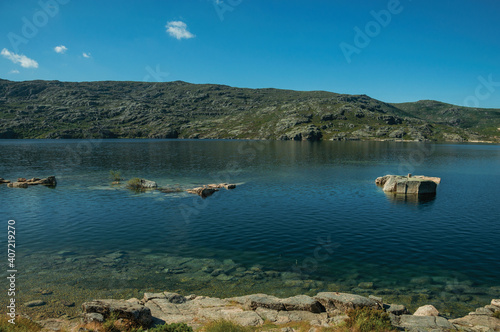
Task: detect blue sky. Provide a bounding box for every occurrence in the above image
[1,0,500,108]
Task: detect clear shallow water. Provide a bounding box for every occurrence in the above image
[0,139,499,318]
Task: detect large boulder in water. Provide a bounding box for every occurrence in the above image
[375,175,440,195]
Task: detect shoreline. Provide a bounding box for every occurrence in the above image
[22,290,500,331]
[0,137,499,144]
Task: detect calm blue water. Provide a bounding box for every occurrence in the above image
[0,139,499,317]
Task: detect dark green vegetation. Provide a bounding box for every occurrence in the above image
[0,79,498,142]
[339,307,397,332]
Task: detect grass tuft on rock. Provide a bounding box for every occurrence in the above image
[338,307,398,332]
[109,170,122,182]
[126,178,143,191]
[202,319,252,332]
[493,310,500,319]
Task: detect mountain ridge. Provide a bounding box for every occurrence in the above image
[0,79,498,143]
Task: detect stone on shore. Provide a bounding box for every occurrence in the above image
[280,295,324,313]
[414,304,440,316]
[375,174,439,195]
[228,293,285,311]
[82,299,152,327]
[384,304,409,316]
[313,292,380,312]
[392,315,456,331]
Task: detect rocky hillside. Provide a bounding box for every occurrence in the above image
[0,79,499,142]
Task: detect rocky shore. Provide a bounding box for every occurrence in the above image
[34,291,500,331]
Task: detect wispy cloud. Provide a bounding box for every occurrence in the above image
[54,45,68,54]
[1,48,39,68]
[166,21,195,40]
[83,52,91,58]
[9,69,20,74]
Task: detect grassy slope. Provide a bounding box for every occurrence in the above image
[0,79,498,142]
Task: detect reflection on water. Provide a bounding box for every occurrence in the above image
[0,139,499,319]
[384,192,437,205]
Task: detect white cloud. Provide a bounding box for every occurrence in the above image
[54,45,68,54]
[166,21,195,40]
[9,69,20,74]
[82,52,91,58]
[1,48,39,68]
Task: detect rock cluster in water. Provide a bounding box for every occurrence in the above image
[1,176,57,188]
[375,174,440,195]
[81,292,500,331]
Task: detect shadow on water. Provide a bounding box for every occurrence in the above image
[385,192,437,205]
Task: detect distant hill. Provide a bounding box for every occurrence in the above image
[0,79,498,143]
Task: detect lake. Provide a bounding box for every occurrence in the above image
[0,139,499,318]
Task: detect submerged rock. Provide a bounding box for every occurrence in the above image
[375,174,440,195]
[25,300,46,307]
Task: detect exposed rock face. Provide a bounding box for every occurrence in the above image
[82,299,152,327]
[0,178,11,183]
[375,174,439,195]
